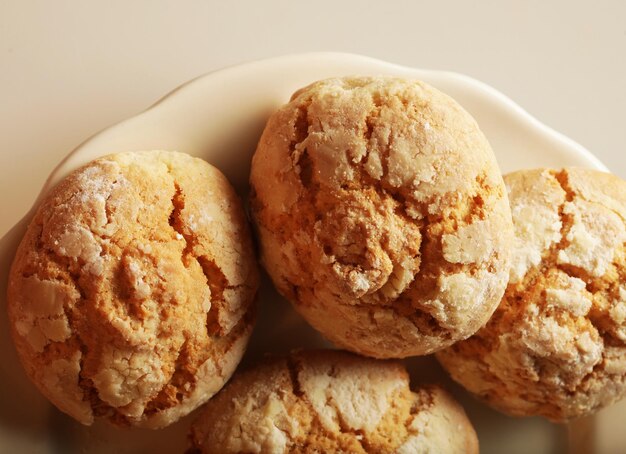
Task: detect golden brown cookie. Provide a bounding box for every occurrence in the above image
[188,350,478,453]
[7,151,259,428]
[250,76,513,358]
[437,168,626,421]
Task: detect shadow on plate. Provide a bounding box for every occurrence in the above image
[0,217,57,449]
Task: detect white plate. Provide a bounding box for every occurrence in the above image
[0,52,616,454]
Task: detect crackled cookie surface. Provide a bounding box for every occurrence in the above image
[7,151,259,428]
[437,168,626,421]
[189,350,478,453]
[250,76,513,358]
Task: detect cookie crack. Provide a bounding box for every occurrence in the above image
[168,182,195,263]
[32,228,121,421]
[401,387,436,437]
[285,355,370,452]
[398,174,494,302]
[290,102,314,190]
[552,169,576,251]
[76,341,129,424]
[143,339,195,416]
[197,255,230,336]
[340,294,452,345]
[358,102,380,169]
[333,411,370,452]
[562,172,626,224]
[550,170,625,340]
[144,304,255,416]
[167,180,233,337]
[30,199,157,425]
[102,178,118,231]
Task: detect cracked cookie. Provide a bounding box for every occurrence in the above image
[250,76,513,358]
[188,350,478,453]
[436,168,626,421]
[7,150,259,428]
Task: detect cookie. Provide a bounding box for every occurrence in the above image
[437,168,626,421]
[7,151,259,428]
[188,350,478,453]
[250,76,513,358]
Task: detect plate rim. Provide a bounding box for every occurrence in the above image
[1,51,609,238]
[0,52,614,452]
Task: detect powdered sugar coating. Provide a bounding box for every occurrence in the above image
[7,151,259,428]
[250,76,513,358]
[189,350,478,453]
[437,168,626,421]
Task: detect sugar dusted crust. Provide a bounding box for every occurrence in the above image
[7,151,259,428]
[189,350,478,453]
[437,168,626,421]
[250,76,513,358]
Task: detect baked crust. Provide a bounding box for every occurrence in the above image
[437,168,626,421]
[189,350,478,453]
[250,76,513,358]
[7,150,259,428]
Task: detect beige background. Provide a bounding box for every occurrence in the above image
[1,1,625,453]
[1,0,625,229]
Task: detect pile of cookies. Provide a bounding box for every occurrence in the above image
[6,76,626,453]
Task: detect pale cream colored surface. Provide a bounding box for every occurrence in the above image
[1,1,625,453]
